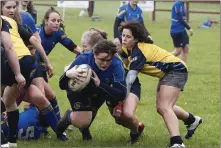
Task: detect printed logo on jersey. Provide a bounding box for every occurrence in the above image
[61,34,67,39]
[74,102,81,110]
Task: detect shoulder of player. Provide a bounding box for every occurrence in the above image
[118,4,127,16]
[77,51,92,60]
[137,6,143,12]
[111,56,124,67]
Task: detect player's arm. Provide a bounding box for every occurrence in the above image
[113,6,125,39]
[175,4,191,30]
[1,20,26,88]
[18,24,53,77]
[23,12,41,42]
[126,48,146,94]
[93,61,127,102]
[59,56,86,90]
[58,29,82,55]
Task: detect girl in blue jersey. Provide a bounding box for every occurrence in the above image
[113,0,148,50]
[31,8,82,125]
[78,28,144,144]
[120,21,202,147]
[56,40,127,138]
[170,0,193,62]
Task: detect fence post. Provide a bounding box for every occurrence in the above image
[152,1,156,21]
[186,1,190,22]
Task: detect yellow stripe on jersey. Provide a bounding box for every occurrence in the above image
[1,16,31,59]
[137,43,188,79]
[122,42,188,79]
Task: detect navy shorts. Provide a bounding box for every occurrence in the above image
[33,63,48,82]
[1,55,37,88]
[170,30,189,48]
[130,77,141,99]
[67,80,105,111]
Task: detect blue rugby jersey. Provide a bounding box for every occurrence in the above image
[20,11,37,33]
[35,25,77,63]
[170,0,190,33]
[1,105,47,140]
[59,51,127,102]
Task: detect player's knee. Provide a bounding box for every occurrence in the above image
[176,47,182,54]
[70,112,92,128]
[30,93,50,110]
[123,109,134,121]
[156,104,169,116]
[183,45,189,53]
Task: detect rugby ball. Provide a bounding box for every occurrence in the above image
[68,64,92,92]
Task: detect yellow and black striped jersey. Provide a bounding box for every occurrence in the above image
[121,42,188,79]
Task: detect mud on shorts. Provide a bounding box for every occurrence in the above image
[157,71,188,92]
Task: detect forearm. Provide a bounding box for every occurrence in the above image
[126,70,139,95]
[113,17,121,38]
[98,81,127,102]
[177,13,191,30]
[1,32,21,76]
[5,47,21,76]
[29,36,49,65]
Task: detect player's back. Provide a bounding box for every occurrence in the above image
[2,104,47,140]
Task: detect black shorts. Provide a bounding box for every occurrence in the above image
[130,77,141,99]
[1,55,37,88]
[170,30,189,48]
[33,63,48,82]
[67,81,105,111]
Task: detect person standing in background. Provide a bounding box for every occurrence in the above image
[170,0,193,62]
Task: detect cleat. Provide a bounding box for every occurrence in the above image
[185,116,202,139]
[8,142,17,147]
[57,134,69,141]
[128,122,145,144]
[1,143,10,147]
[80,128,92,141]
[44,131,51,139]
[56,109,72,137]
[66,126,73,132]
[169,143,185,148]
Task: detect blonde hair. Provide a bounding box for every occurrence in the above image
[81,28,108,48]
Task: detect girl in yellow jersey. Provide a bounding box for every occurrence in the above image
[119,21,202,147]
[0,14,68,145]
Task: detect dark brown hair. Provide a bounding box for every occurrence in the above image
[119,20,153,44]
[93,39,117,56]
[42,7,65,32]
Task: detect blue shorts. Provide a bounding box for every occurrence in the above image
[170,30,189,48]
[1,55,37,88]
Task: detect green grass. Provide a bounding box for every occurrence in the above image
[18,1,220,147]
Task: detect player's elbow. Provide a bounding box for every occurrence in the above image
[29,36,40,45]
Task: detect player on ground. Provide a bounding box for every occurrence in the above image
[56,40,127,139]
[170,0,193,62]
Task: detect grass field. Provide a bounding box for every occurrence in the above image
[18,1,220,147]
